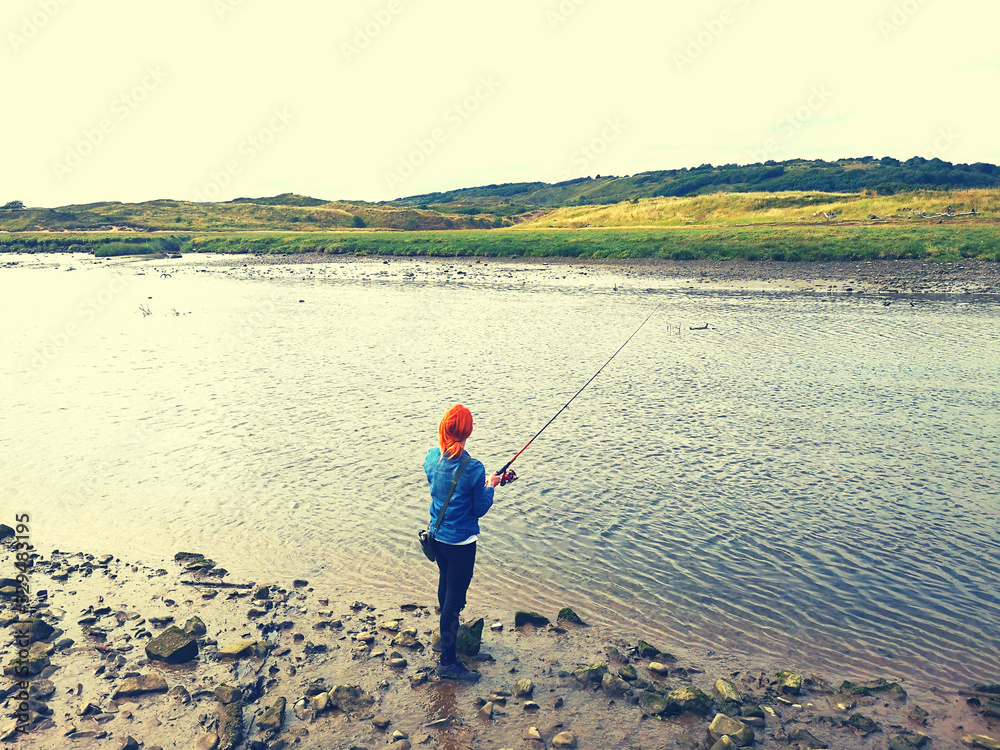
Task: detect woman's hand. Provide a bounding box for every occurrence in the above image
[485,472,502,488]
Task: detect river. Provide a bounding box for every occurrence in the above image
[2,252,998,704]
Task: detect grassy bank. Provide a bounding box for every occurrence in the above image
[2,223,998,262]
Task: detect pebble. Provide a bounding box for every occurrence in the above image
[522,726,543,741]
[551,731,578,749]
[311,692,329,713]
[372,714,391,729]
[514,678,534,698]
[191,733,219,750]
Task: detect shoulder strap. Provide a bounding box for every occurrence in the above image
[431,454,471,535]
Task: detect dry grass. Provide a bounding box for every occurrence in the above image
[517,189,1000,229]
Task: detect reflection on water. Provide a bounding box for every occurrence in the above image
[2,254,999,695]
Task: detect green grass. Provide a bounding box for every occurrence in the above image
[93,237,182,257]
[4,225,997,262]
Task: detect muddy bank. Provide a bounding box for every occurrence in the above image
[7,251,1000,299]
[2,536,998,750]
[188,253,1000,298]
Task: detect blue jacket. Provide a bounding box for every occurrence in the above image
[424,447,494,544]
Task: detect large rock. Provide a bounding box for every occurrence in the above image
[514,611,550,627]
[190,735,218,750]
[637,640,674,660]
[715,679,742,703]
[4,642,50,676]
[889,731,930,750]
[963,734,1000,750]
[215,684,241,705]
[328,685,374,715]
[556,608,587,626]
[602,672,630,697]
[457,618,483,655]
[664,686,713,715]
[432,619,483,655]
[217,702,242,750]
[218,640,255,658]
[708,713,755,747]
[513,679,534,698]
[258,697,285,731]
[146,626,198,664]
[13,617,55,643]
[0,524,14,540]
[848,713,879,736]
[840,677,906,698]
[573,662,608,684]
[113,673,168,698]
[639,691,670,715]
[775,670,802,695]
[551,732,577,749]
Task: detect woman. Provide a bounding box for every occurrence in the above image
[424,404,502,681]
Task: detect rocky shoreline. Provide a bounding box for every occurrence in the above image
[7,251,1000,299]
[190,253,1000,298]
[2,532,998,750]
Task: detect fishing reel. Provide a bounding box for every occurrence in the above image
[499,469,518,487]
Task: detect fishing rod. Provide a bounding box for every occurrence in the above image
[493,304,662,486]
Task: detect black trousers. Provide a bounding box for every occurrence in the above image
[433,539,476,664]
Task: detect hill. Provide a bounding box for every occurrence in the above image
[387,157,1000,214]
[0,197,503,233]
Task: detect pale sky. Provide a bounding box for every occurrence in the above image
[3,0,998,208]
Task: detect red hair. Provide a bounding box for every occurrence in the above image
[439,404,473,459]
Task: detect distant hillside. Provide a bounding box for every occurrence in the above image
[518,188,998,229]
[0,197,505,233]
[3,156,999,234]
[388,157,1000,214]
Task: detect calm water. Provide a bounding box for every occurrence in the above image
[2,253,998,698]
